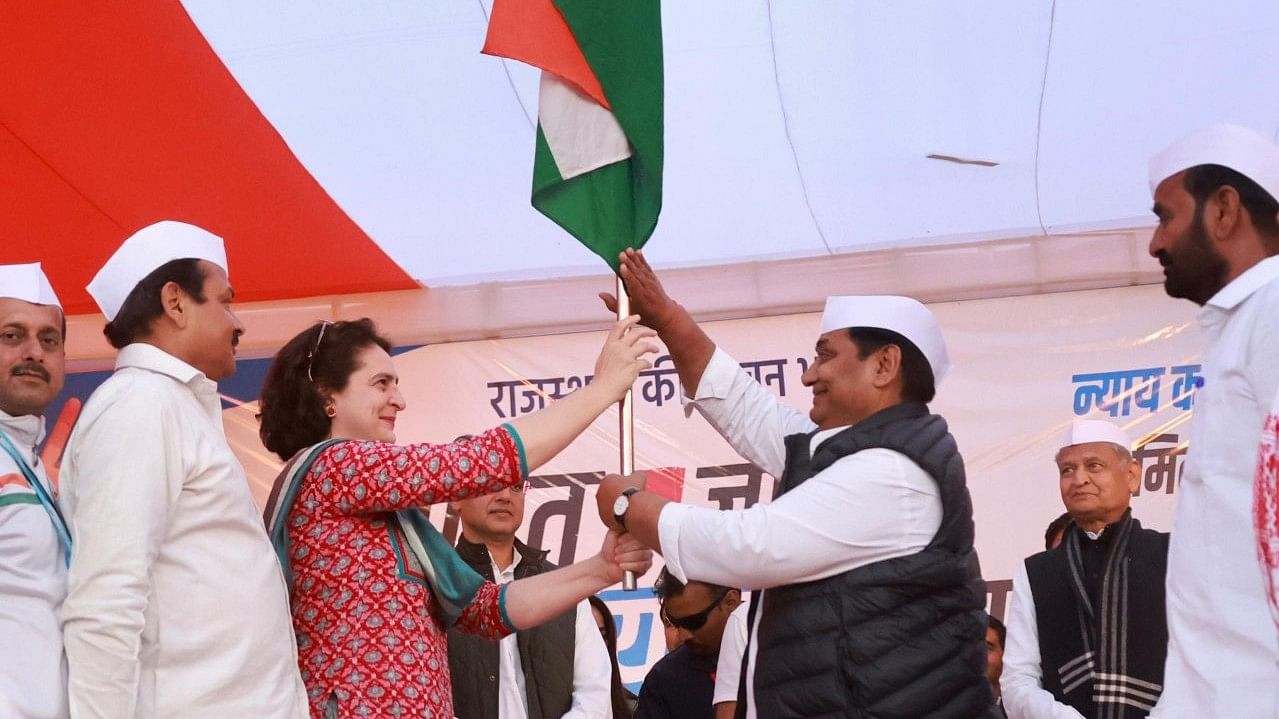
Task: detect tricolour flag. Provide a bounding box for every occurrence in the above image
[483,0,663,270]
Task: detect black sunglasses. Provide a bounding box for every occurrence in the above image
[663,590,728,632]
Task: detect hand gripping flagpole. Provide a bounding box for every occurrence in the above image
[617,274,638,591]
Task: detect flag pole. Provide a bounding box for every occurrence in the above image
[616,274,638,591]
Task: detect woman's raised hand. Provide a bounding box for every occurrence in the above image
[592,315,659,401]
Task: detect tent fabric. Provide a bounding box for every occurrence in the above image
[4,1,1279,331]
[176,0,1278,287]
[0,2,415,315]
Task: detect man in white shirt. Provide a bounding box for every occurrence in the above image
[594,250,994,718]
[711,601,749,719]
[60,222,308,718]
[0,263,70,719]
[447,478,612,718]
[1143,124,1279,717]
[1001,420,1169,718]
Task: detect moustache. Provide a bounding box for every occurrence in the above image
[1155,250,1172,268]
[11,362,50,382]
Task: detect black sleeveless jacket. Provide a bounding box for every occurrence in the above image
[447,538,576,719]
[746,402,994,719]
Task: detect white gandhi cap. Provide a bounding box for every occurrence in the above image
[1148,123,1279,202]
[818,295,952,384]
[0,262,61,309]
[87,221,228,322]
[1060,419,1131,452]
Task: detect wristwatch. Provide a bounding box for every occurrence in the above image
[612,487,642,531]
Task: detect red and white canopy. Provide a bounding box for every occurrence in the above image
[3,1,1277,354]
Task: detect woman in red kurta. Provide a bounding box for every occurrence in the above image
[257,318,655,719]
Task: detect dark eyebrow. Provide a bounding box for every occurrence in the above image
[815,337,829,352]
[1151,202,1166,219]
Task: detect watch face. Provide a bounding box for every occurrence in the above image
[612,494,629,517]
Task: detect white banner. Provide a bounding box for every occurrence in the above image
[216,283,1200,687]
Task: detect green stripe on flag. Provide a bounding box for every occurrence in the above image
[532,0,663,270]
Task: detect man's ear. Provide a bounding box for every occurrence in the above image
[1204,184,1245,244]
[158,280,190,330]
[1126,454,1141,495]
[872,344,903,390]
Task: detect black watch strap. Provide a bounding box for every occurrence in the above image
[616,486,642,530]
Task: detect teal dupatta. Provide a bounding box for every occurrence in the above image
[264,439,498,628]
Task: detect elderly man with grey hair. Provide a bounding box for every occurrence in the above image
[1002,420,1169,719]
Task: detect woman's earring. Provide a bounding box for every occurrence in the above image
[325,404,337,418]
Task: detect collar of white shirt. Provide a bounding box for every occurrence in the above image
[810,425,852,456]
[491,552,524,584]
[115,342,212,390]
[1205,255,1279,311]
[0,407,46,450]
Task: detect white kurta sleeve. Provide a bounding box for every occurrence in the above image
[61,390,184,719]
[1000,562,1086,719]
[713,603,751,705]
[658,448,941,589]
[562,599,612,719]
[681,347,816,478]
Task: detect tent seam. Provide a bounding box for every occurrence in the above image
[475,0,536,131]
[1032,0,1059,238]
[0,121,125,232]
[765,0,833,255]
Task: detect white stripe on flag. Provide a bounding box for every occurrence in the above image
[539,72,631,181]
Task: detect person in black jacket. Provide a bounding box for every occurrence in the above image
[447,478,613,719]
[1002,419,1169,718]
[593,249,994,718]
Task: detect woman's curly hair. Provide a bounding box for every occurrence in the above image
[257,318,392,461]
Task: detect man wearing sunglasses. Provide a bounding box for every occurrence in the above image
[635,569,740,719]
[597,250,992,718]
[447,478,613,719]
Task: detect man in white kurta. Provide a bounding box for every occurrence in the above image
[644,346,945,718]
[1144,124,1279,716]
[593,254,993,718]
[60,222,308,718]
[0,264,70,719]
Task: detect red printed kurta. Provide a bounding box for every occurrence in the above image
[286,427,527,718]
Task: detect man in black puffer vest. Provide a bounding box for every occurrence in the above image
[447,479,612,718]
[594,249,996,718]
